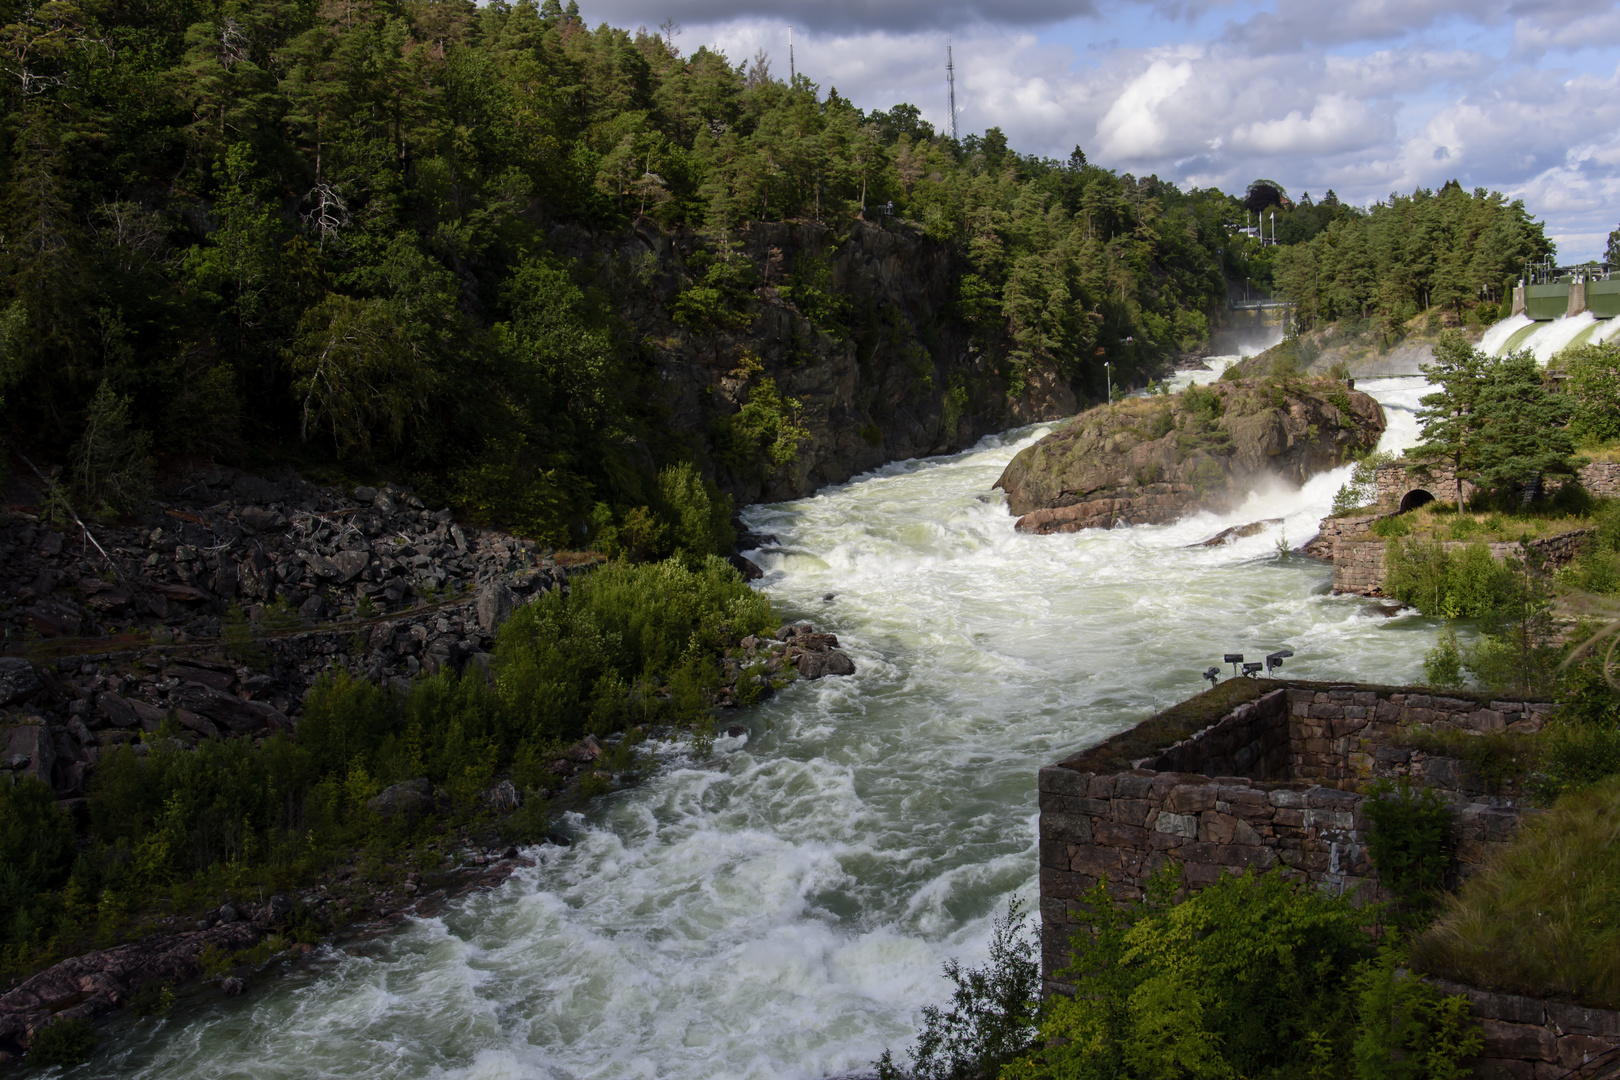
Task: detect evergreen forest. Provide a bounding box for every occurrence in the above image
[0,0,1270,546]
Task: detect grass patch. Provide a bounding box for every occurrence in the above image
[1413,773,1620,1008]
[1396,729,1542,792]
[1060,678,1269,774]
[1390,502,1593,546]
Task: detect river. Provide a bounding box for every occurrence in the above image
[70,373,1439,1080]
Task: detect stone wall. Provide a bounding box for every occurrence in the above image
[1038,681,1552,997]
[1435,980,1620,1080]
[1375,462,1476,513]
[1333,530,1593,597]
[1582,462,1620,500]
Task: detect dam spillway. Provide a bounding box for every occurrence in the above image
[1493,264,1620,361]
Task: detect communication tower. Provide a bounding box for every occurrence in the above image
[788,26,794,84]
[946,40,958,142]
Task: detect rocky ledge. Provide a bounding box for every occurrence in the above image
[994,378,1385,534]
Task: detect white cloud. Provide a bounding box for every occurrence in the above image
[1096,58,1195,159]
[1229,94,1389,156]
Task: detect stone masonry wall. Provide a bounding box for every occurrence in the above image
[1582,462,1620,501]
[1434,980,1620,1080]
[1038,681,1553,998]
[1333,530,1593,596]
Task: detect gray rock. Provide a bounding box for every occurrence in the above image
[368,777,434,818]
[0,658,41,707]
[4,723,55,787]
[352,486,378,503]
[823,650,857,677]
[299,593,326,621]
[238,507,288,533]
[331,549,370,583]
[216,903,240,924]
[476,583,515,636]
[95,693,141,728]
[450,524,468,552]
[220,977,247,996]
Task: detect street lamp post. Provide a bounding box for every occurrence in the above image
[1105,360,1111,404]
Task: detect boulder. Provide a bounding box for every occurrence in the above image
[823,650,857,676]
[95,693,141,728]
[476,583,515,636]
[994,380,1386,534]
[4,722,56,788]
[0,921,262,1055]
[0,658,41,707]
[563,735,603,763]
[368,778,434,818]
[237,507,288,533]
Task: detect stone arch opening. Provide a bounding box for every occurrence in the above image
[1399,489,1436,513]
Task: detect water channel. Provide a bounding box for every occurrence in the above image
[71,372,1440,1080]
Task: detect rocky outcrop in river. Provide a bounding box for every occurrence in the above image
[994,378,1385,534]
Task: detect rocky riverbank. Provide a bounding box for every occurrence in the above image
[993,378,1385,534]
[0,461,860,1064]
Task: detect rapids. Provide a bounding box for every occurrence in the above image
[71,375,1439,1080]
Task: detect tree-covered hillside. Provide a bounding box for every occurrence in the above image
[0,0,1251,542]
[1267,182,1554,331]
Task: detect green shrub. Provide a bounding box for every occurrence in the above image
[296,670,396,775]
[0,777,76,947]
[29,1018,97,1067]
[1332,451,1393,517]
[1371,514,1411,539]
[877,900,1040,1080]
[1566,342,1620,444]
[1532,720,1620,801]
[1362,781,1453,924]
[1384,538,1517,620]
[1351,944,1482,1080]
[1011,869,1374,1080]
[655,462,735,558]
[71,379,153,519]
[1422,625,1464,689]
[1413,774,1620,1007]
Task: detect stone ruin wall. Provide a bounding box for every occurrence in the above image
[1331,529,1592,597]
[1320,460,1618,597]
[1036,680,1597,1076]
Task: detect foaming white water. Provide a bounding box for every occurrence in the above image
[1480,314,1533,356]
[1481,312,1616,361]
[80,379,1439,1080]
[1163,327,1284,392]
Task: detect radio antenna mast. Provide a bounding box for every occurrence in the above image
[788,26,794,84]
[946,39,958,142]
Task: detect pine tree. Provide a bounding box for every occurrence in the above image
[1470,351,1576,499]
[1413,333,1487,512]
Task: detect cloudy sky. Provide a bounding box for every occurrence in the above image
[586,0,1620,260]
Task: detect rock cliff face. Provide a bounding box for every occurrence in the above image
[994,379,1385,534]
[557,218,1079,505]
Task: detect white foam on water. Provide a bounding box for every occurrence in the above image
[78,378,1444,1080]
[1480,314,1534,356]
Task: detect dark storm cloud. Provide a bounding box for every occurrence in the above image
[584,0,1097,34]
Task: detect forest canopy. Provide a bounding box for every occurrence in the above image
[0,0,1555,541]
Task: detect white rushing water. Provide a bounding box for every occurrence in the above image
[1480,312,1620,361]
[75,378,1436,1080]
